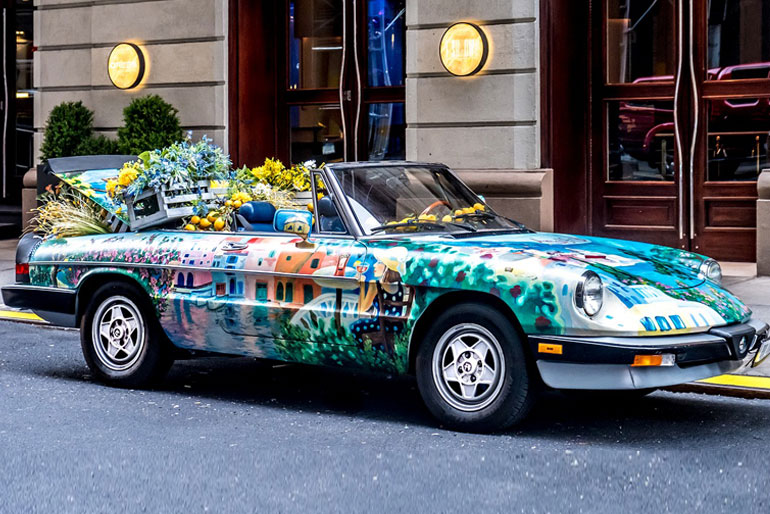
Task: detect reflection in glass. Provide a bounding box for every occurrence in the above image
[289,0,343,90]
[708,0,770,73]
[15,3,34,176]
[608,100,675,181]
[290,105,344,164]
[707,98,770,181]
[367,0,405,87]
[606,0,675,84]
[367,102,405,160]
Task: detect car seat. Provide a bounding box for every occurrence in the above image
[237,201,277,232]
[317,196,345,233]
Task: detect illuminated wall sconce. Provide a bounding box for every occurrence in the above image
[439,22,489,76]
[108,43,146,89]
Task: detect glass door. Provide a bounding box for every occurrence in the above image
[0,0,34,208]
[690,0,770,261]
[283,0,405,165]
[594,0,683,250]
[595,0,770,261]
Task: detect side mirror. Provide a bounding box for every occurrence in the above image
[274,209,313,241]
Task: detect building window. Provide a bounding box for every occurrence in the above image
[285,283,294,303]
[277,282,284,301]
[303,284,314,304]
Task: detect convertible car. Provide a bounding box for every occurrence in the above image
[3,161,769,431]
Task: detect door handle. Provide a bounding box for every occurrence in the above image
[339,0,348,160]
[687,0,699,242]
[2,8,7,199]
[674,0,685,241]
[351,0,363,161]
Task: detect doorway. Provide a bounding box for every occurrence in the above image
[593,0,770,261]
[0,0,34,210]
[228,0,405,168]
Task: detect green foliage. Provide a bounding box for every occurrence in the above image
[40,101,94,161]
[76,134,121,156]
[118,95,183,155]
[275,318,410,374]
[39,101,121,161]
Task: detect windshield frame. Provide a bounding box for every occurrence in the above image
[323,162,528,239]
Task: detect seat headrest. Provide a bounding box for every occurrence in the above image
[239,201,276,223]
[317,196,338,217]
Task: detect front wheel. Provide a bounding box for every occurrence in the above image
[415,304,535,432]
[80,282,174,388]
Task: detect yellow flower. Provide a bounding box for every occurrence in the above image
[106,179,118,196]
[118,165,139,187]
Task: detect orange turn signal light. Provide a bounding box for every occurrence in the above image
[632,354,675,367]
[538,343,563,355]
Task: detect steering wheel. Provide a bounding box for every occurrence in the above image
[420,200,450,216]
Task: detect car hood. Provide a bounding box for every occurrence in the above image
[413,232,708,290]
[369,232,751,336]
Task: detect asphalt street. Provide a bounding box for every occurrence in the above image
[1,320,770,513]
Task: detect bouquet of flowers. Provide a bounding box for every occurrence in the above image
[107,135,232,200]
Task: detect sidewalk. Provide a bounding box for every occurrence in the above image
[0,239,769,392]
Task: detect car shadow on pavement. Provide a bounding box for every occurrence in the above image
[35,355,770,443]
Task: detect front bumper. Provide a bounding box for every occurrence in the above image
[529,319,769,390]
[1,284,77,327]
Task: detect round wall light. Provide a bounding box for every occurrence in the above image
[108,43,146,89]
[439,22,489,76]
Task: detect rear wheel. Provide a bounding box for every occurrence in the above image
[80,282,174,388]
[415,304,535,432]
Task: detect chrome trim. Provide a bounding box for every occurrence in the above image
[687,0,698,241]
[339,0,348,159]
[352,0,363,161]
[2,8,7,199]
[29,260,362,284]
[673,0,685,240]
[322,165,365,237]
[2,284,77,295]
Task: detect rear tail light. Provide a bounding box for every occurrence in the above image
[16,263,30,282]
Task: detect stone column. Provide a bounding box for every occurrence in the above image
[405,0,552,230]
[757,169,770,276]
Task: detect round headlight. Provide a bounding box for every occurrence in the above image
[576,271,604,317]
[700,259,722,285]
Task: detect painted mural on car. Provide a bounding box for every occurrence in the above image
[28,227,750,374]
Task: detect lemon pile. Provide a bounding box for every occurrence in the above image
[185,211,227,232]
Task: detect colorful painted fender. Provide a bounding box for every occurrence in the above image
[27,226,750,375]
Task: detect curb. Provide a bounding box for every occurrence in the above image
[0,307,46,324]
[665,374,770,400]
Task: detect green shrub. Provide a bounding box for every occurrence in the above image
[117,95,183,155]
[40,101,94,162]
[76,134,121,156]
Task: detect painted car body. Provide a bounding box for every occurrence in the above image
[3,161,768,389]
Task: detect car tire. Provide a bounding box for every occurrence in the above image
[415,303,535,432]
[80,282,174,388]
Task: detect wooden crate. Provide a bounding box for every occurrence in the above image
[125,180,228,230]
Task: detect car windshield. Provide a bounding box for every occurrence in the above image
[328,164,528,236]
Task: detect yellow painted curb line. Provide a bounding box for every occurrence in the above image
[0,309,45,322]
[698,374,770,390]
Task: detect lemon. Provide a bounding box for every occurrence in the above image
[199,218,212,229]
[306,202,314,213]
[206,212,218,223]
[184,224,196,231]
[454,209,464,217]
[233,200,242,209]
[225,200,233,207]
[214,218,226,231]
[190,215,201,225]
[442,215,453,223]
[463,207,475,215]
[473,203,485,211]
